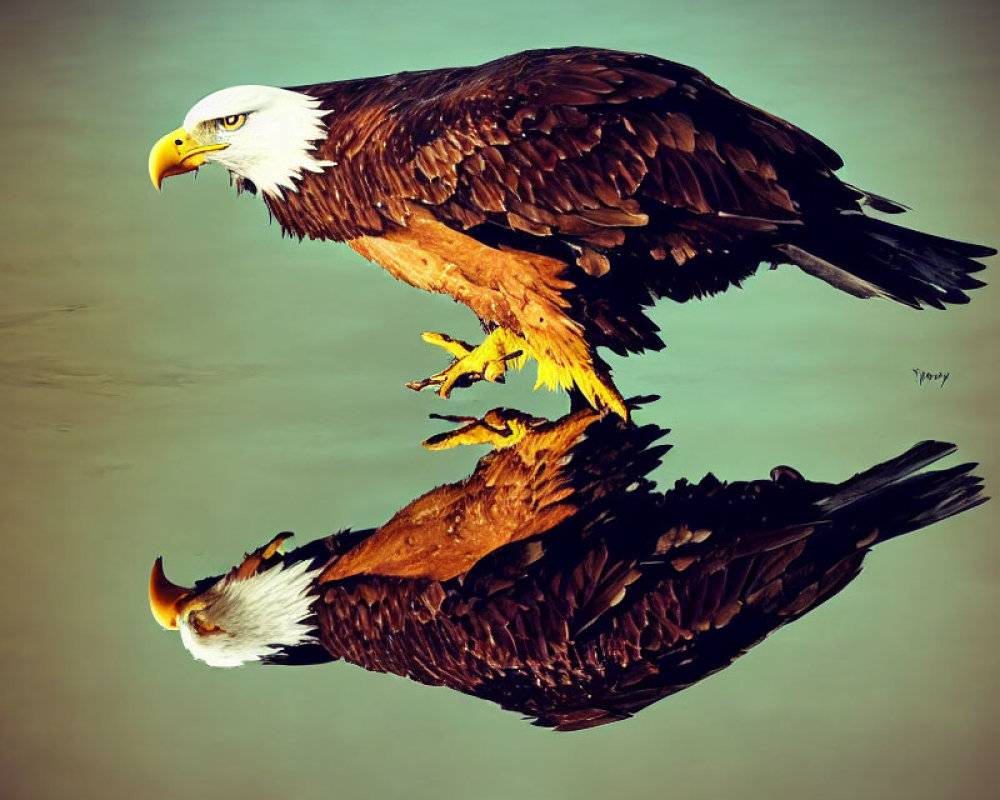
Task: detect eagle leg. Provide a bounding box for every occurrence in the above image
[408,329,629,423]
[422,408,541,451]
[406,329,527,399]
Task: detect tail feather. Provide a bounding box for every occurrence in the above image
[816,440,987,541]
[779,215,992,309]
[843,183,910,214]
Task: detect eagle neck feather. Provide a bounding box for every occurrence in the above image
[178,559,323,668]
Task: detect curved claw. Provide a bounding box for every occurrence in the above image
[406,375,448,393]
[423,408,541,451]
[428,413,481,424]
[437,365,483,398]
[409,329,524,399]
[420,331,476,359]
[406,369,490,395]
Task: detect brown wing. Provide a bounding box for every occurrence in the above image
[267,48,857,394]
[265,48,851,368]
[311,420,982,730]
[307,475,871,729]
[266,47,991,350]
[278,47,843,249]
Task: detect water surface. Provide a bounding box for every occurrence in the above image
[1,2,997,798]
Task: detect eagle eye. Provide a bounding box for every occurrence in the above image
[187,610,225,636]
[218,113,247,132]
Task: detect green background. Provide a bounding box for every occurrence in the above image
[1,1,997,797]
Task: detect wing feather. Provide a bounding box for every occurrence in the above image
[275,48,840,254]
[308,411,983,728]
[260,49,885,360]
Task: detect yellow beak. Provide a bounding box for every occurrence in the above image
[149,556,193,630]
[148,126,229,189]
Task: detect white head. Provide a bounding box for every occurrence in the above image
[177,558,323,667]
[150,85,335,197]
[150,548,324,668]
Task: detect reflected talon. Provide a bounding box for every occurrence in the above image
[427,413,482,424]
[408,329,527,399]
[423,408,543,451]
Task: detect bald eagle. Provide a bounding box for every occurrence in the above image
[149,48,992,417]
[149,403,984,730]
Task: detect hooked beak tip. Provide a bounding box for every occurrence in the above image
[149,555,192,630]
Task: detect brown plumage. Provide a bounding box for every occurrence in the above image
[152,48,992,415]
[281,49,992,409]
[151,401,986,730]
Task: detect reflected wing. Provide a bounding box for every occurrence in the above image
[314,438,983,729]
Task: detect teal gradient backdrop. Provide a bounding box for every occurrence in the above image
[0,1,997,798]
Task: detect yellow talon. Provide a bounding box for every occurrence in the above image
[420,331,476,359]
[407,327,628,420]
[407,329,526,398]
[422,409,541,451]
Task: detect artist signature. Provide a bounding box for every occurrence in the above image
[913,369,949,387]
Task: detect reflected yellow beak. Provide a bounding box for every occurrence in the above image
[149,556,194,630]
[148,126,229,189]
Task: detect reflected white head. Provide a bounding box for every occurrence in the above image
[177,559,323,668]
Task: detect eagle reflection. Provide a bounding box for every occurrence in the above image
[150,400,985,730]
